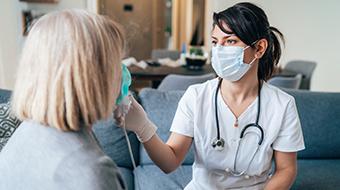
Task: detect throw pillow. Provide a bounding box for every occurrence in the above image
[0,102,22,151]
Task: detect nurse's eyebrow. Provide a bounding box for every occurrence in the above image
[211,34,235,40]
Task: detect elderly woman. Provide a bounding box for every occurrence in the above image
[0,10,126,190]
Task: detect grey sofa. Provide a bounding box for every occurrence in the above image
[86,88,340,189]
[0,89,11,104]
[1,88,340,189]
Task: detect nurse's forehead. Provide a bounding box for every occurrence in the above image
[211,24,235,39]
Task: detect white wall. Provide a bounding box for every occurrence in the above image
[209,0,340,92]
[0,0,26,90]
[0,46,5,88]
[0,0,90,90]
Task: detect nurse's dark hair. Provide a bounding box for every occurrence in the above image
[213,2,284,81]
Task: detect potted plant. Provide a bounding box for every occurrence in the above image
[185,46,207,69]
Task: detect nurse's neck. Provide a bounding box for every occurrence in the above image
[220,67,259,104]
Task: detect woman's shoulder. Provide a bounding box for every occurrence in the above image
[54,149,126,190]
[177,77,218,106]
[52,129,126,189]
[0,121,125,189]
[14,121,99,147]
[185,77,219,97]
[6,121,111,167]
[262,82,296,105]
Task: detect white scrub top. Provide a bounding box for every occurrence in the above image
[170,78,305,190]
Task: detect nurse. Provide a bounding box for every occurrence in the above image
[120,2,305,189]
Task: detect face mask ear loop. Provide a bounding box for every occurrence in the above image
[248,57,257,65]
[251,40,259,47]
[244,40,259,49]
[244,40,259,65]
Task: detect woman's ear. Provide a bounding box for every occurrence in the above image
[255,39,268,59]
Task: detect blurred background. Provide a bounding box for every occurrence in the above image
[0,0,339,92]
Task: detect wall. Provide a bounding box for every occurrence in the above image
[0,0,91,90]
[0,0,26,90]
[2,0,339,92]
[0,46,5,88]
[208,0,340,92]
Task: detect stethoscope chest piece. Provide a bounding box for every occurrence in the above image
[211,137,225,151]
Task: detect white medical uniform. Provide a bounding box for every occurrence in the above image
[170,78,305,190]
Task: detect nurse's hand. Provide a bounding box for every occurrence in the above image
[114,96,157,143]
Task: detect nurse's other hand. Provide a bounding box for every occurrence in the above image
[115,96,157,143]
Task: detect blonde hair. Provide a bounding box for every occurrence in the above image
[12,9,125,131]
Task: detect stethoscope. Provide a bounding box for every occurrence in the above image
[211,78,264,177]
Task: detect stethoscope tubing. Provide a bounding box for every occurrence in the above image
[214,78,264,144]
[213,78,265,176]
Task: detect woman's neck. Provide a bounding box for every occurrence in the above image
[220,67,259,104]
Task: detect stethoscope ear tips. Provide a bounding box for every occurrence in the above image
[211,138,225,151]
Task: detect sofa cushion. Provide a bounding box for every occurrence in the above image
[134,165,192,190]
[291,159,340,190]
[0,102,22,151]
[0,89,11,104]
[136,88,340,189]
[140,88,340,159]
[138,88,194,165]
[92,117,139,169]
[285,90,340,159]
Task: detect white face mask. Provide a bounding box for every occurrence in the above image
[212,44,256,81]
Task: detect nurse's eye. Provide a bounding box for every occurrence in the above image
[226,39,237,45]
[212,41,217,46]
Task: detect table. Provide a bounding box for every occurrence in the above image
[129,64,300,89]
[129,64,215,88]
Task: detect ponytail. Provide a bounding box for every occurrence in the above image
[258,26,285,81]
